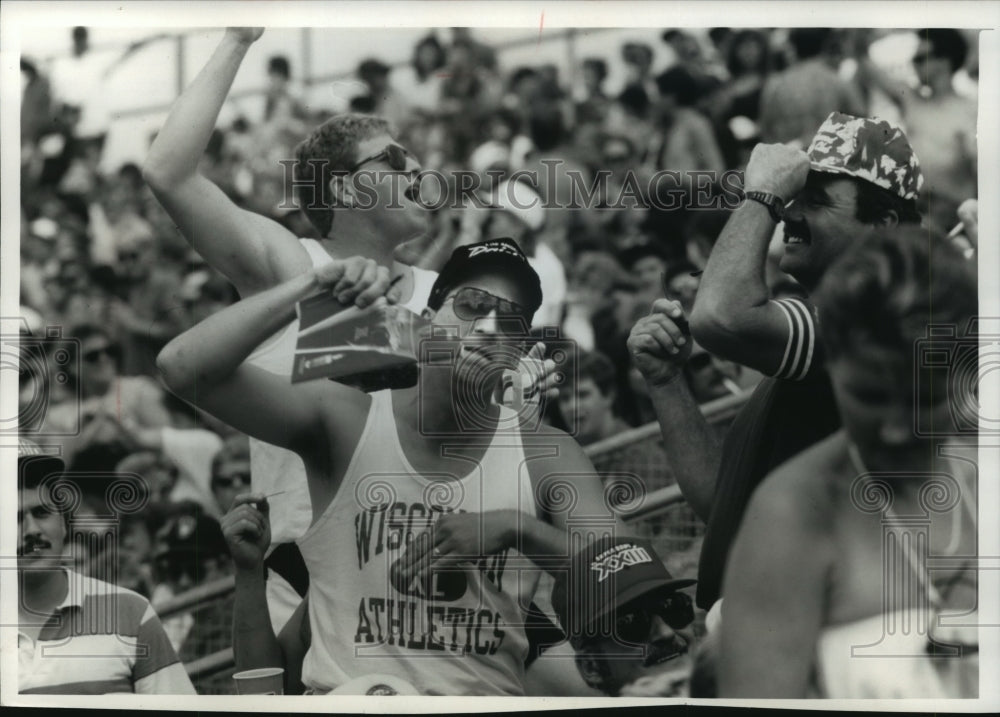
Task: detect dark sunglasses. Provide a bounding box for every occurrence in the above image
[83,345,119,363]
[212,472,251,489]
[614,592,694,643]
[350,144,411,172]
[444,287,528,323]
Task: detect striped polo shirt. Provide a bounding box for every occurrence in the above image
[19,570,196,694]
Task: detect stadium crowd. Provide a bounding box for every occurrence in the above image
[17,26,980,697]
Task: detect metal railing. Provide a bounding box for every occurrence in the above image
[160,388,751,684]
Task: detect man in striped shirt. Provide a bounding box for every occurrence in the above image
[673,113,923,610]
[17,440,195,695]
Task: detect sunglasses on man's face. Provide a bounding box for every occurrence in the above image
[350,144,412,172]
[444,287,528,323]
[614,591,694,644]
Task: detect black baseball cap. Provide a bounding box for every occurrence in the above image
[427,238,543,317]
[18,438,66,486]
[552,536,696,636]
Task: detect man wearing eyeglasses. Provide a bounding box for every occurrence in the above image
[552,537,696,697]
[144,27,437,552]
[158,240,616,695]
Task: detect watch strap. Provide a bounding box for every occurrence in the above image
[744,190,785,223]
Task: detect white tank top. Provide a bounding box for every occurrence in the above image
[297,390,542,695]
[246,239,437,543]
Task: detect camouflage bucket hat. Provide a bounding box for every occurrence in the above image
[806,112,923,201]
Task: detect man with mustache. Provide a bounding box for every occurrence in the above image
[17,440,195,694]
[680,112,923,611]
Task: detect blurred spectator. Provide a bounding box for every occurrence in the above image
[661,29,726,105]
[394,34,447,118]
[209,435,252,514]
[110,233,188,376]
[116,451,181,505]
[558,350,632,445]
[356,58,407,129]
[21,58,53,144]
[263,55,307,130]
[758,28,866,146]
[618,242,670,310]
[903,29,977,232]
[475,179,568,328]
[621,42,658,101]
[563,249,634,352]
[711,29,771,167]
[574,57,612,127]
[43,325,171,462]
[114,513,158,598]
[152,507,232,653]
[48,27,111,147]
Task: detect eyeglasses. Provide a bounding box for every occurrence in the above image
[614,592,694,643]
[83,345,118,363]
[443,287,528,323]
[350,144,411,172]
[212,472,251,489]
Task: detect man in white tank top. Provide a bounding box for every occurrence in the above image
[158,239,619,695]
[143,27,438,624]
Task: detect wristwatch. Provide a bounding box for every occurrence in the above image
[744,190,785,223]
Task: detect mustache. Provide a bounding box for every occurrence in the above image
[19,535,52,556]
[783,218,811,242]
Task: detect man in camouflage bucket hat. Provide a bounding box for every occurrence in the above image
[806,112,923,200]
[628,112,924,613]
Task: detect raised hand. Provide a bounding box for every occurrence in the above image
[221,493,271,573]
[313,257,393,309]
[743,143,811,201]
[628,299,693,387]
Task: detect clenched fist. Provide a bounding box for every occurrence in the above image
[313,257,393,309]
[628,299,692,387]
[743,143,811,201]
[222,493,271,573]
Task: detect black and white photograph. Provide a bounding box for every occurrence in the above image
[2,1,998,709]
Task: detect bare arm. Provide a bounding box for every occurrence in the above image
[628,299,720,521]
[522,430,625,567]
[276,597,310,695]
[690,143,811,376]
[226,494,284,674]
[142,28,306,297]
[718,472,831,697]
[156,257,390,454]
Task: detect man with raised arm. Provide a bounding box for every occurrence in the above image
[142,29,438,614]
[685,112,924,610]
[157,240,618,695]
